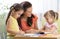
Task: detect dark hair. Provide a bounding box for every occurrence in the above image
[17,1,34,28]
[44,10,58,20]
[20,1,32,12]
[6,3,24,24]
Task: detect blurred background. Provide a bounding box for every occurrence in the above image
[0,0,60,39]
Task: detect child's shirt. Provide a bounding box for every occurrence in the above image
[44,22,58,33]
[7,16,20,35]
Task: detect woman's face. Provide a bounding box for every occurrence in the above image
[14,10,24,18]
[24,7,32,17]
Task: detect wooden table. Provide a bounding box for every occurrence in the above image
[14,34,60,39]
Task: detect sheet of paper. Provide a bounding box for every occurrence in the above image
[24,34,41,37]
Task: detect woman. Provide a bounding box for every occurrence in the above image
[17,1,39,33]
[6,3,25,35]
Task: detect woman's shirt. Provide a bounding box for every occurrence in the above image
[7,16,20,34]
[20,14,38,31]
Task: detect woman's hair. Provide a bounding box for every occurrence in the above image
[20,1,32,12]
[6,3,24,24]
[17,1,34,28]
[44,10,58,20]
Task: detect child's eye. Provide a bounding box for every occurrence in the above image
[18,13,21,15]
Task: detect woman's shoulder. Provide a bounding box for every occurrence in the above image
[32,14,38,19]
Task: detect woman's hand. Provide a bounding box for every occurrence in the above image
[25,29,34,33]
[25,29,40,34]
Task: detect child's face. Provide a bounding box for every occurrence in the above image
[46,16,54,24]
[13,9,24,18]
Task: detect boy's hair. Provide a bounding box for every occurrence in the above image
[44,10,58,20]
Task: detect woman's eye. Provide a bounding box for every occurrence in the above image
[46,19,48,20]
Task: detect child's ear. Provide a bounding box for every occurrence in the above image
[13,9,15,12]
[11,9,15,15]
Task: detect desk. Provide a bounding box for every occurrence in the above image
[14,34,60,39]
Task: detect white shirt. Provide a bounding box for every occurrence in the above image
[44,22,58,33]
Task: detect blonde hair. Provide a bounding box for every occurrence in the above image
[44,10,58,20]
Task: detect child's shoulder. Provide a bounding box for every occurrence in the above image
[44,22,48,26]
[52,22,57,26]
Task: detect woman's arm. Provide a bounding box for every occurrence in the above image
[34,20,38,30]
[25,29,39,34]
[25,19,40,33]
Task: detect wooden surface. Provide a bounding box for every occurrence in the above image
[14,34,60,39]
